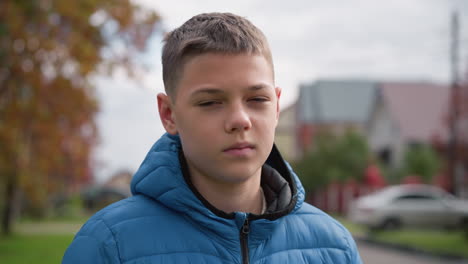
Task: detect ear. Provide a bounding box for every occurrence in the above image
[275,86,282,122]
[157,93,178,135]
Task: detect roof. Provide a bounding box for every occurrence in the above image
[297,79,377,123]
[380,82,449,142]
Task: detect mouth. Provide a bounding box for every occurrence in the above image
[223,142,255,156]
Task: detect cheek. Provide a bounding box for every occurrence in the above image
[178,115,217,143]
[253,117,277,145]
[254,110,278,129]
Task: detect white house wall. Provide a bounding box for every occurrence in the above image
[367,98,403,168]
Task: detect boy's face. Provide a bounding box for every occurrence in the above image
[158,53,280,185]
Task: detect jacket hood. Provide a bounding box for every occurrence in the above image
[130,133,305,232]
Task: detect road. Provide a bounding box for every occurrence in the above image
[357,240,468,264]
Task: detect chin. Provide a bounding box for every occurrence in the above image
[220,166,262,184]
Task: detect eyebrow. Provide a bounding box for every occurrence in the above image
[190,84,269,97]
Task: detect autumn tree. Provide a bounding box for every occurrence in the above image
[0,0,160,234]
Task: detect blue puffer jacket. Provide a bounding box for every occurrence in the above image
[63,133,362,263]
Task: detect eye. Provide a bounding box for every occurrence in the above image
[248,97,269,103]
[197,101,221,107]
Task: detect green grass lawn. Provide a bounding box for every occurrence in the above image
[372,229,468,258]
[0,234,74,264]
[0,216,85,264]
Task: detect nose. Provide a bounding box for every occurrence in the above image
[224,103,252,133]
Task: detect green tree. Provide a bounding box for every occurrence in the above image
[400,144,442,183]
[0,0,160,234]
[292,130,370,192]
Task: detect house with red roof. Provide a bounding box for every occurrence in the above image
[367,82,449,169]
[366,82,468,196]
[277,79,468,212]
[275,79,468,213]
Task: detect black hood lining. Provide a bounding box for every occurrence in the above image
[256,145,298,220]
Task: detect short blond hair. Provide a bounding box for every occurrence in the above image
[162,12,274,98]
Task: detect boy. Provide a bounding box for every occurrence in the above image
[63,12,362,263]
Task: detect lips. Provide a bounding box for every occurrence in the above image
[224,142,255,151]
[223,142,255,156]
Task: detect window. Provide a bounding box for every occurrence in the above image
[395,194,436,200]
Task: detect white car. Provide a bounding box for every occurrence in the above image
[348,184,468,231]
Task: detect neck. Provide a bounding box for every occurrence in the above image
[189,166,264,214]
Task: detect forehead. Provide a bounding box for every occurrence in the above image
[174,53,275,99]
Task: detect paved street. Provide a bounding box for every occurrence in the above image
[357,240,468,264]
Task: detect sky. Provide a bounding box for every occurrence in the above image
[93,0,468,182]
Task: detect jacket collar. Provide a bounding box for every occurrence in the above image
[130,133,305,233]
[178,148,298,221]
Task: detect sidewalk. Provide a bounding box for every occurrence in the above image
[354,233,468,263]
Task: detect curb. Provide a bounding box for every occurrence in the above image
[354,235,468,262]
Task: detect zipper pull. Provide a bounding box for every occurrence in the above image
[242,217,250,235]
[240,216,250,264]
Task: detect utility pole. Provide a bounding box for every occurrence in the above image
[448,10,460,195]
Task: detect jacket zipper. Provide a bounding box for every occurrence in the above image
[240,217,250,264]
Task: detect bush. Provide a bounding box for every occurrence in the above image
[292,130,370,192]
[400,144,442,183]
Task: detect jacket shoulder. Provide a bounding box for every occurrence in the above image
[284,202,362,263]
[63,195,174,263]
[90,195,170,226]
